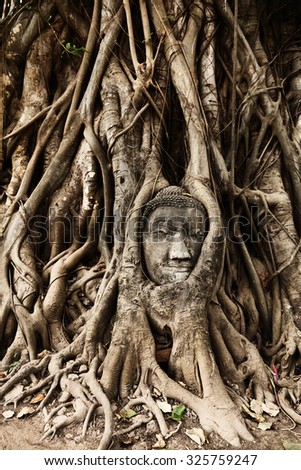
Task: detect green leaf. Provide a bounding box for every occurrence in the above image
[257,421,273,431]
[120,408,137,420]
[8,360,20,373]
[283,440,301,450]
[65,42,88,57]
[171,404,186,422]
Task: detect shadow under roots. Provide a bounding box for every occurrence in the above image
[154,326,173,374]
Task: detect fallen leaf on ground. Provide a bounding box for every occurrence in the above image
[156,400,172,413]
[185,428,206,446]
[17,406,36,418]
[2,410,15,419]
[152,433,166,449]
[250,399,263,415]
[262,401,279,417]
[283,440,301,450]
[257,421,273,431]
[121,439,133,446]
[242,403,265,422]
[30,392,45,404]
[120,408,137,419]
[171,404,186,422]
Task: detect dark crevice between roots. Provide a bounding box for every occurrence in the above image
[154,326,172,373]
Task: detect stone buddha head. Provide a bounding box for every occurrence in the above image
[142,187,206,285]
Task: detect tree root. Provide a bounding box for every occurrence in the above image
[126,386,169,437]
[43,401,74,425]
[4,373,53,408]
[82,403,98,438]
[114,413,153,436]
[83,357,114,449]
[0,355,50,400]
[209,302,275,403]
[2,341,301,449]
[42,398,88,441]
[277,388,301,426]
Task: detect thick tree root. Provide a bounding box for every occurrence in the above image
[42,398,89,441]
[1,345,301,449]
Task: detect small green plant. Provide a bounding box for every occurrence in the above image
[8,356,20,373]
[171,403,186,422]
[62,41,88,57]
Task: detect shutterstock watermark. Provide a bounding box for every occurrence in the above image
[26,207,273,246]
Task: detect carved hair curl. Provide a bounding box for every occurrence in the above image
[143,186,206,220]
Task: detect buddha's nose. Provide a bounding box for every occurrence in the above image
[169,238,191,260]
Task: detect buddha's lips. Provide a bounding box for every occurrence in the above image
[165,265,192,270]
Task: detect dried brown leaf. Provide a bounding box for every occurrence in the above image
[242,403,265,422]
[30,392,46,404]
[152,433,166,449]
[37,350,51,358]
[17,406,36,418]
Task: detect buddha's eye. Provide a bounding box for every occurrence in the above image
[153,229,168,239]
[190,231,204,239]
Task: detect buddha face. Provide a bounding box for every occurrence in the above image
[142,205,205,285]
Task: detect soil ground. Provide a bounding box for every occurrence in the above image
[1,397,301,451]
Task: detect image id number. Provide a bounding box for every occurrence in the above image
[186,454,258,466]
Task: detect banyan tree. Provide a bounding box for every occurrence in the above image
[1,0,301,449]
